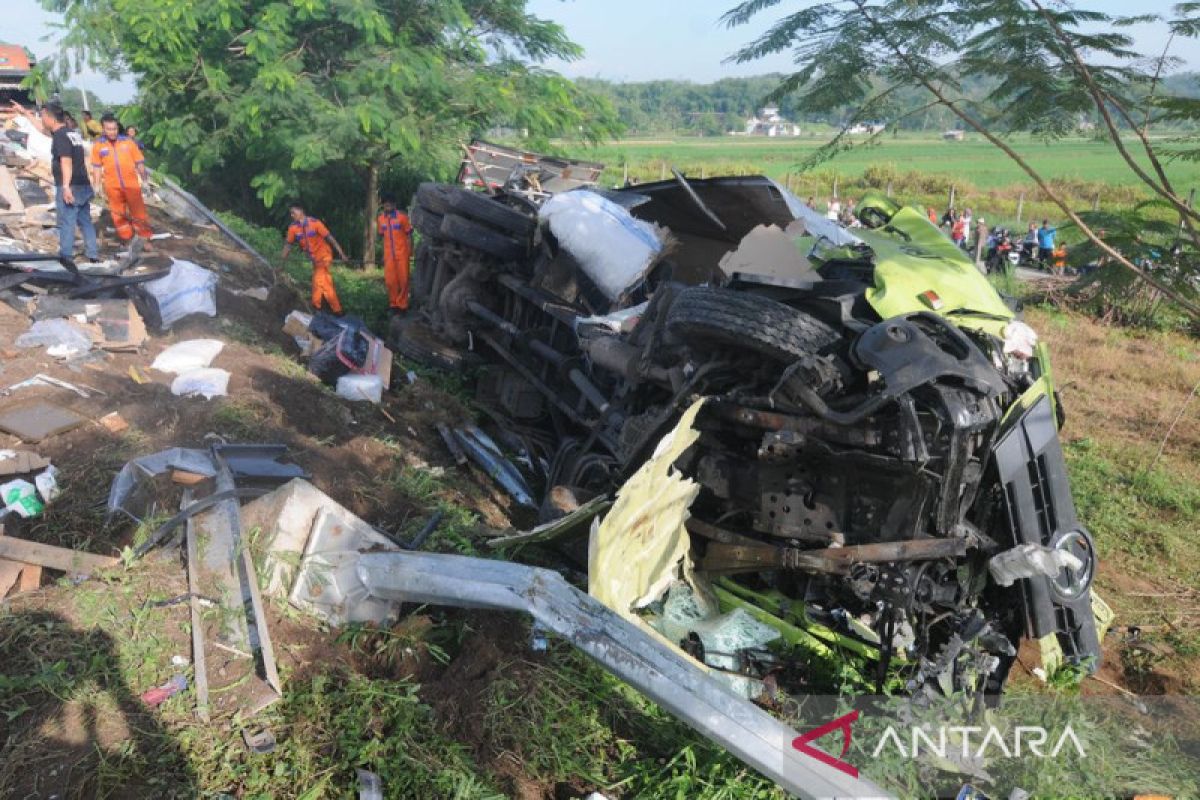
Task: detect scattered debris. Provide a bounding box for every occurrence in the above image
[487,494,611,549]
[140,674,188,707]
[1,478,43,518]
[14,317,93,357]
[336,373,384,404]
[99,411,130,434]
[243,479,401,625]
[0,533,117,574]
[152,338,226,373]
[216,443,308,483]
[452,425,535,507]
[401,509,444,551]
[242,728,277,755]
[107,447,220,524]
[3,373,93,398]
[436,423,468,466]
[150,172,276,274]
[0,401,88,442]
[354,549,887,799]
[134,259,218,330]
[0,449,50,476]
[234,286,270,301]
[356,769,383,800]
[170,368,231,399]
[989,543,1085,587]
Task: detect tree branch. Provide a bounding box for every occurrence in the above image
[1028,0,1199,226]
[850,0,1200,318]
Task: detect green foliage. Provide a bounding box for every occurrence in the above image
[720,0,1200,315]
[41,0,622,258]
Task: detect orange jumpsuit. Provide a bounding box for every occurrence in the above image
[377,209,413,310]
[287,217,342,313]
[90,135,152,240]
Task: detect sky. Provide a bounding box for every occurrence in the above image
[4,0,1199,104]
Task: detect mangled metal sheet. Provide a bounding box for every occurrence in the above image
[588,398,706,617]
[240,478,400,625]
[356,550,893,800]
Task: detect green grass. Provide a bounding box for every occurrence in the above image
[1065,437,1200,575]
[217,211,391,331]
[565,133,1200,190]
[559,133,1200,232]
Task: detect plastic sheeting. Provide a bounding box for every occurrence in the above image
[539,190,666,301]
[15,319,93,357]
[171,368,230,399]
[106,447,217,523]
[152,339,225,373]
[140,259,218,330]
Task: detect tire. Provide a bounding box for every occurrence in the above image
[409,240,436,308]
[410,205,444,238]
[439,213,526,262]
[415,182,453,214]
[446,189,537,237]
[666,286,841,363]
[390,318,477,373]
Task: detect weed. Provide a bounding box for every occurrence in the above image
[210,399,270,440]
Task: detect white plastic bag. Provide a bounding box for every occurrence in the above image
[336,374,383,404]
[35,465,59,503]
[1,478,44,518]
[171,368,230,399]
[15,319,93,357]
[152,339,225,374]
[538,191,666,300]
[142,259,218,329]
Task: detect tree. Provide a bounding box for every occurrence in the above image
[722,0,1200,318]
[39,0,621,265]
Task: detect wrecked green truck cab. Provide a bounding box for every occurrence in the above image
[397,173,1103,700]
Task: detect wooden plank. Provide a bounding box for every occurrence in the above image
[0,559,22,596]
[0,537,118,574]
[17,564,42,591]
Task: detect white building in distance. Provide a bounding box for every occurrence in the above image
[847,121,887,135]
[744,106,801,137]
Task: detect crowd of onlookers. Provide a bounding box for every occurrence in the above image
[803,194,1069,273]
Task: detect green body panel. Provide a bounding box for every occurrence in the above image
[810,192,1016,338]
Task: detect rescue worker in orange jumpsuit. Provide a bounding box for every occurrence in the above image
[90,113,152,261]
[281,203,349,314]
[376,194,413,316]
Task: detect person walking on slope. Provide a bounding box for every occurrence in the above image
[376,194,413,317]
[91,113,153,263]
[282,203,349,314]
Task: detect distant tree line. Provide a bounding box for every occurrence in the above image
[578,72,1200,137]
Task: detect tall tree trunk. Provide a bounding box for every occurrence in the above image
[363,162,379,270]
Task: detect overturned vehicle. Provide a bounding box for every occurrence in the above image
[395,164,1104,699]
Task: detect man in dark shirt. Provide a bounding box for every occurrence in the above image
[44,103,99,263]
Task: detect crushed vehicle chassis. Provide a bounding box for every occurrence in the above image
[394,166,1103,702]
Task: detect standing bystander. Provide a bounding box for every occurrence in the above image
[10,103,99,263]
[376,194,413,317]
[282,203,349,315]
[91,113,153,263]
